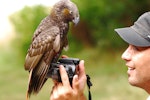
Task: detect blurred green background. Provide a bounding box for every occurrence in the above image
[0,0,150,100]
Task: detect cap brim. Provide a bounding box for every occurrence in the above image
[115,27,150,47]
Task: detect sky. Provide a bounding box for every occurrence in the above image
[0,0,60,44]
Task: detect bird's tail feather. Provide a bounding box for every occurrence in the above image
[26,69,33,100]
[26,92,29,100]
[26,61,49,98]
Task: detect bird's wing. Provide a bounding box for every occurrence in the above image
[24,26,60,71]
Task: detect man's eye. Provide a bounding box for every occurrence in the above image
[134,46,148,51]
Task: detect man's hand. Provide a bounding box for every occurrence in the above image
[50,59,87,100]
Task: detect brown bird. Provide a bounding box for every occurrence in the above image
[24,0,79,99]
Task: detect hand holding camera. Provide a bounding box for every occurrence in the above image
[46,58,80,85]
[48,57,92,100]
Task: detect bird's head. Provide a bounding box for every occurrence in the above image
[53,0,80,25]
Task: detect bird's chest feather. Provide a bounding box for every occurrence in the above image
[59,22,69,38]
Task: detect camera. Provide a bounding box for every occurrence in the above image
[46,58,80,84]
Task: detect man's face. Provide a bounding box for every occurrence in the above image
[122,45,150,91]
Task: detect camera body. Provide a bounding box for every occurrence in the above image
[46,58,80,84]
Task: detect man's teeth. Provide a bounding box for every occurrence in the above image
[128,67,134,70]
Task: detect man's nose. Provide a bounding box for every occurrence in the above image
[121,45,132,61]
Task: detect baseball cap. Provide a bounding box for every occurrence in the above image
[115,12,150,47]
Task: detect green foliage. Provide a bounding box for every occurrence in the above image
[9,5,49,57]
[73,0,150,48]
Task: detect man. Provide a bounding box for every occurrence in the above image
[115,11,150,100]
[50,12,150,100]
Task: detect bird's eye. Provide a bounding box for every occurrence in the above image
[69,11,73,14]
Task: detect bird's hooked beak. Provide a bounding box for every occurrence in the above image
[72,16,79,25]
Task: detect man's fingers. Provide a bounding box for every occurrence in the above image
[78,60,87,89]
[61,55,68,58]
[59,65,70,86]
[72,75,79,90]
[78,60,86,77]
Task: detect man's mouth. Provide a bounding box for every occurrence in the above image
[128,67,135,70]
[127,66,135,75]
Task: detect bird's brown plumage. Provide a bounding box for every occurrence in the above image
[24,0,79,99]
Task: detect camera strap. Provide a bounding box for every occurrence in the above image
[86,75,92,100]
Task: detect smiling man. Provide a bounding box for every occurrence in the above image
[115,11,150,100]
[50,12,150,100]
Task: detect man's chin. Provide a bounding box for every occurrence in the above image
[128,77,138,86]
[128,79,142,88]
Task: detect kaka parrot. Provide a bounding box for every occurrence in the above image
[24,0,79,99]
